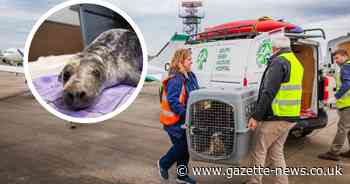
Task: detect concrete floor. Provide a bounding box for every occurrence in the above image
[0,72,349,184]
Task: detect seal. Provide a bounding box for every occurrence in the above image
[58,29,142,110]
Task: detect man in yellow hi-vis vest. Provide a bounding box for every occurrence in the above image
[319,49,350,161]
[244,35,303,184]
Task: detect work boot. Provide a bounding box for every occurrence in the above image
[157,160,169,180]
[318,152,340,161]
[339,150,350,158]
[176,175,196,184]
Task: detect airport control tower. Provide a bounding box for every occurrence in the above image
[178,0,205,38]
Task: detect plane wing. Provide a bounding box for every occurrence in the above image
[146,65,166,81]
[0,65,24,73]
[146,33,188,82]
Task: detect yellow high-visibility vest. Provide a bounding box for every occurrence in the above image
[336,60,350,109]
[271,52,304,117]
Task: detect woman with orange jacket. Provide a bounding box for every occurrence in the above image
[157,48,199,184]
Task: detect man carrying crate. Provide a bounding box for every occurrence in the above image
[245,34,304,184]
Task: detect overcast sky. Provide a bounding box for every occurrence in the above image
[0,0,349,55]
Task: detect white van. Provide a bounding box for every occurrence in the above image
[196,28,331,136]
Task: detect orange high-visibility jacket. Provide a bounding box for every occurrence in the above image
[160,76,187,126]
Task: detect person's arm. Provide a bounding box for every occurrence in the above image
[251,59,288,121]
[335,64,350,99]
[166,77,186,118]
[191,72,200,89]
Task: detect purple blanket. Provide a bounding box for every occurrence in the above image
[32,75,135,118]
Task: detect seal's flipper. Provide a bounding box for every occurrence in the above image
[58,70,63,82]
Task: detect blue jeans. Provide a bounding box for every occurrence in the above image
[159,130,189,173]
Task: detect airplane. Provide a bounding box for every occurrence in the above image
[147,33,187,82]
[0,48,24,74]
[0,48,24,66]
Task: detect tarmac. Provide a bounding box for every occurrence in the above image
[0,71,349,184]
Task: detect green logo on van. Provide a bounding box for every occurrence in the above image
[196,48,208,70]
[257,39,272,67]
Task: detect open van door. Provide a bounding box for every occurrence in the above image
[325,33,350,108]
[264,28,328,137]
[286,29,325,119]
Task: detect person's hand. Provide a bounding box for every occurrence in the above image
[247,117,257,130]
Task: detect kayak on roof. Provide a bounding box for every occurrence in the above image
[198,16,303,40]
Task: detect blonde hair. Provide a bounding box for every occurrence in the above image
[169,48,191,76]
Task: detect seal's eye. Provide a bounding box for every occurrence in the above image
[92,69,101,79]
[63,71,71,82]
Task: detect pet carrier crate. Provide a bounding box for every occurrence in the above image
[186,87,258,165]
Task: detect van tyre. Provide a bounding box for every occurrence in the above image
[289,129,313,138]
[301,129,313,137]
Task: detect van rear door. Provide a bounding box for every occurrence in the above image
[292,39,321,118]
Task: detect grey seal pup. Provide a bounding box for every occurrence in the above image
[59,28,142,110]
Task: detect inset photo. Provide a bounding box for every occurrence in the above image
[23,0,147,123]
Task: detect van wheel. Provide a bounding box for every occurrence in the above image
[289,129,313,138]
[301,130,313,137]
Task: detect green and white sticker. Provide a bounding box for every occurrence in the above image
[196,48,208,70]
[256,39,272,67]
